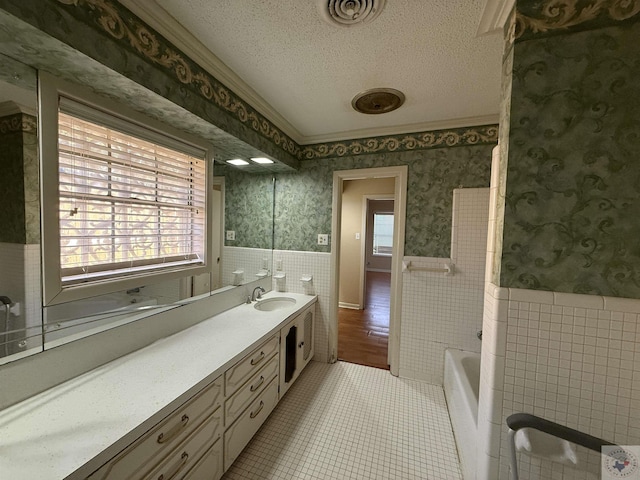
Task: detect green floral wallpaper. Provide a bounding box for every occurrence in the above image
[501,19,640,297]
[223,168,274,250]
[0,112,38,244]
[274,146,493,256]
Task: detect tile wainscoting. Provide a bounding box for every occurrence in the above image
[399,188,490,384]
[231,188,490,381]
[478,284,640,480]
[0,242,41,355]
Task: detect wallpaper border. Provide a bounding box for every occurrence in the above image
[515,0,640,41]
[300,125,499,159]
[37,0,497,162]
[54,0,300,158]
[0,112,36,135]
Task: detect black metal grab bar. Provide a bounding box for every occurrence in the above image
[506,413,618,480]
[507,413,616,453]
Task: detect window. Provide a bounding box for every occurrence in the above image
[372,213,393,256]
[40,74,212,305]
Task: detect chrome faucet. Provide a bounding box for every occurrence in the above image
[251,286,265,301]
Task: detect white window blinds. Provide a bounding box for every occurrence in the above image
[58,98,207,286]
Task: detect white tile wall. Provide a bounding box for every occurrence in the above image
[399,188,490,384]
[271,250,331,363]
[0,243,42,354]
[479,285,640,480]
[23,244,42,348]
[222,247,273,287]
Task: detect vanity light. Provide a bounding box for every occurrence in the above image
[250,157,274,164]
[227,158,249,166]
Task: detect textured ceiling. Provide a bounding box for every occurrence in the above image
[136,0,504,143]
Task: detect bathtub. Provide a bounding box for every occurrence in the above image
[444,348,481,480]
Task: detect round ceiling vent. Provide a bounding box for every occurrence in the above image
[318,0,386,27]
[351,88,405,115]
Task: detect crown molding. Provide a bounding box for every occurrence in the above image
[301,114,500,145]
[477,0,514,36]
[118,0,305,144]
[119,0,500,149]
[0,100,36,118]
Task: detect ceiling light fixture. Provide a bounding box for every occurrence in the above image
[227,158,249,166]
[318,0,386,27]
[351,88,405,114]
[250,157,274,164]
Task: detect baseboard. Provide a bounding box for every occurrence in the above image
[338,302,361,310]
[366,268,391,273]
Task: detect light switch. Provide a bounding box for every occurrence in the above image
[226,230,235,240]
[355,232,360,240]
[318,234,329,245]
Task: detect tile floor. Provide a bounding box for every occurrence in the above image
[223,361,462,480]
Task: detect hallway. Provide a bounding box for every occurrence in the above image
[338,271,390,369]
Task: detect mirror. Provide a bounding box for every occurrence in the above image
[0,46,276,363]
[220,168,275,289]
[0,54,42,361]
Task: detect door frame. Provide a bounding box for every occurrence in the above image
[330,166,407,375]
[359,194,395,309]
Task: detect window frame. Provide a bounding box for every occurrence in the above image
[39,72,213,306]
[371,211,394,257]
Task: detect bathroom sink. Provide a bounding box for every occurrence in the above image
[254,297,296,311]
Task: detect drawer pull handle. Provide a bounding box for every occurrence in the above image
[157,451,189,480]
[157,414,189,444]
[250,351,265,366]
[250,401,264,419]
[250,376,265,392]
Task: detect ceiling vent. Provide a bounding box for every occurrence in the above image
[351,88,405,114]
[318,0,386,27]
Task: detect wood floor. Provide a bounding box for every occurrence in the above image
[338,271,390,370]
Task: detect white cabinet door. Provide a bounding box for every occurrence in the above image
[279,305,315,398]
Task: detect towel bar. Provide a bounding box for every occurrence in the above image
[401,261,454,275]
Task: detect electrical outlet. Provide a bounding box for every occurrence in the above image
[226,230,235,240]
[262,257,268,269]
[276,259,283,270]
[318,234,329,245]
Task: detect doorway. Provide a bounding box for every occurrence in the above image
[337,190,394,369]
[330,166,408,375]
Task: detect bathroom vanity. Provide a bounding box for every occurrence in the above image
[0,292,316,480]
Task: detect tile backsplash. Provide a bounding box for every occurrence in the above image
[270,249,331,363]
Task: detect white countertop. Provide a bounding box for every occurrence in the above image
[0,292,316,480]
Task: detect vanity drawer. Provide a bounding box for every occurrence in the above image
[225,335,278,395]
[142,411,222,480]
[224,377,279,470]
[181,440,223,480]
[225,353,278,425]
[88,377,222,480]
